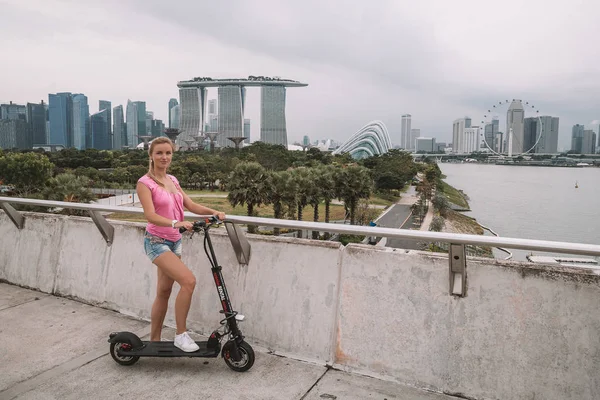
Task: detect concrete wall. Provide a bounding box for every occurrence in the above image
[1,211,599,400]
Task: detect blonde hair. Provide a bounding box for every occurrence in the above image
[147,137,176,187]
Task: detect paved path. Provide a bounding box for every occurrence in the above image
[0,283,455,400]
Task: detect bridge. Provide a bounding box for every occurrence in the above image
[1,197,599,399]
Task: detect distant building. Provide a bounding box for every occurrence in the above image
[579,129,596,154]
[463,127,479,153]
[332,121,392,160]
[400,114,411,149]
[416,137,436,153]
[208,99,217,115]
[90,109,111,150]
[0,102,26,121]
[170,105,181,130]
[483,119,499,152]
[260,86,287,146]
[72,94,89,150]
[537,116,559,153]
[27,101,47,145]
[302,135,310,147]
[99,100,112,142]
[168,98,178,128]
[243,119,251,143]
[452,117,471,153]
[409,129,420,152]
[218,85,245,147]
[571,124,585,153]
[506,100,525,154]
[112,105,126,149]
[146,111,153,135]
[523,117,538,153]
[151,119,165,139]
[0,119,31,150]
[48,93,73,147]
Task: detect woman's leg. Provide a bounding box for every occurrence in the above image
[153,251,196,334]
[150,266,174,341]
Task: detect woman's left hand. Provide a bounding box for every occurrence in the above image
[214,211,226,221]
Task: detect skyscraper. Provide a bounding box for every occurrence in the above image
[452,117,471,153]
[179,87,204,146]
[146,111,154,136]
[208,99,217,115]
[260,86,286,146]
[168,98,178,128]
[484,119,499,152]
[506,100,525,155]
[135,101,147,139]
[575,129,596,154]
[170,105,181,130]
[218,85,245,147]
[536,116,559,154]
[48,92,73,146]
[463,127,479,153]
[90,109,111,150]
[113,105,126,149]
[72,94,90,150]
[99,100,112,142]
[126,100,138,148]
[401,114,411,149]
[26,102,47,145]
[409,128,420,151]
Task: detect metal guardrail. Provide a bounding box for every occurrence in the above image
[2,196,600,297]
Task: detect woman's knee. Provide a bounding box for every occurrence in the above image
[179,274,196,293]
[156,283,173,299]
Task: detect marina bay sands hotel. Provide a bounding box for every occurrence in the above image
[177,76,308,148]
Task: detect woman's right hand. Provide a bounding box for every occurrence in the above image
[175,221,193,231]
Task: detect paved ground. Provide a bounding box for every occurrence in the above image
[0,283,456,400]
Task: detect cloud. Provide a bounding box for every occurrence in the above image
[2,0,600,149]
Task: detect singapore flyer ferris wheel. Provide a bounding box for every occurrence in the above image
[479,99,544,157]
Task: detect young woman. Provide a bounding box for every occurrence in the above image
[137,137,226,352]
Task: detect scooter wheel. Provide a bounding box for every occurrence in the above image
[223,341,255,372]
[110,342,140,366]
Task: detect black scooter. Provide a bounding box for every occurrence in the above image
[108,217,254,372]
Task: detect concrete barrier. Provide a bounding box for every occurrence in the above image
[1,211,600,399]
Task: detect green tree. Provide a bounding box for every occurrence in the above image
[265,170,297,236]
[335,165,373,225]
[291,167,313,223]
[227,162,269,233]
[42,173,96,215]
[0,152,54,195]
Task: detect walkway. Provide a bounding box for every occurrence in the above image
[0,283,455,400]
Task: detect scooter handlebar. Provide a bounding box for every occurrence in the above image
[178,216,221,233]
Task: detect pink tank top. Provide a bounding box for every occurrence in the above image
[138,174,185,242]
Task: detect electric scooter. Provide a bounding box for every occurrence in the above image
[108,216,255,372]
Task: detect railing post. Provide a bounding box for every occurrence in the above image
[0,202,24,229]
[88,210,115,246]
[449,244,467,297]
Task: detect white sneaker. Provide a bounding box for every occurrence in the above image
[174,332,200,352]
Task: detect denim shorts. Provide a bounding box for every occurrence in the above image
[144,231,182,262]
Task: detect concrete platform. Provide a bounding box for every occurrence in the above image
[0,283,455,400]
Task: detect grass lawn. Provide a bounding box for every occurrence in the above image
[437,180,469,209]
[106,198,348,223]
[184,189,228,196]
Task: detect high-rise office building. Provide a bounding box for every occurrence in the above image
[260,86,286,146]
[90,109,111,150]
[99,100,112,140]
[506,100,525,154]
[112,105,126,149]
[575,129,596,154]
[170,105,181,130]
[0,102,26,121]
[536,116,559,154]
[72,94,90,150]
[303,135,310,147]
[179,87,205,146]
[26,102,47,145]
[151,119,165,138]
[168,98,178,128]
[135,101,147,138]
[146,111,154,136]
[416,137,436,153]
[409,128,420,151]
[463,127,479,153]
[126,100,138,148]
[523,117,538,153]
[218,85,245,147]
[452,117,471,153]
[0,119,31,150]
[483,118,499,152]
[401,114,411,149]
[571,124,585,153]
[48,93,73,146]
[243,119,251,143]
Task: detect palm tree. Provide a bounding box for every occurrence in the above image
[317,165,337,225]
[306,168,325,239]
[291,167,313,223]
[43,173,96,215]
[335,165,373,225]
[226,162,269,233]
[265,170,297,236]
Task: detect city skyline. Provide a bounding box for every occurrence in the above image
[2,1,600,150]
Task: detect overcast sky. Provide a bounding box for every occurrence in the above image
[2,0,600,150]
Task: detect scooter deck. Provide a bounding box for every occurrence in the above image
[119,341,220,358]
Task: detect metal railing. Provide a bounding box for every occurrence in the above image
[2,196,600,297]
